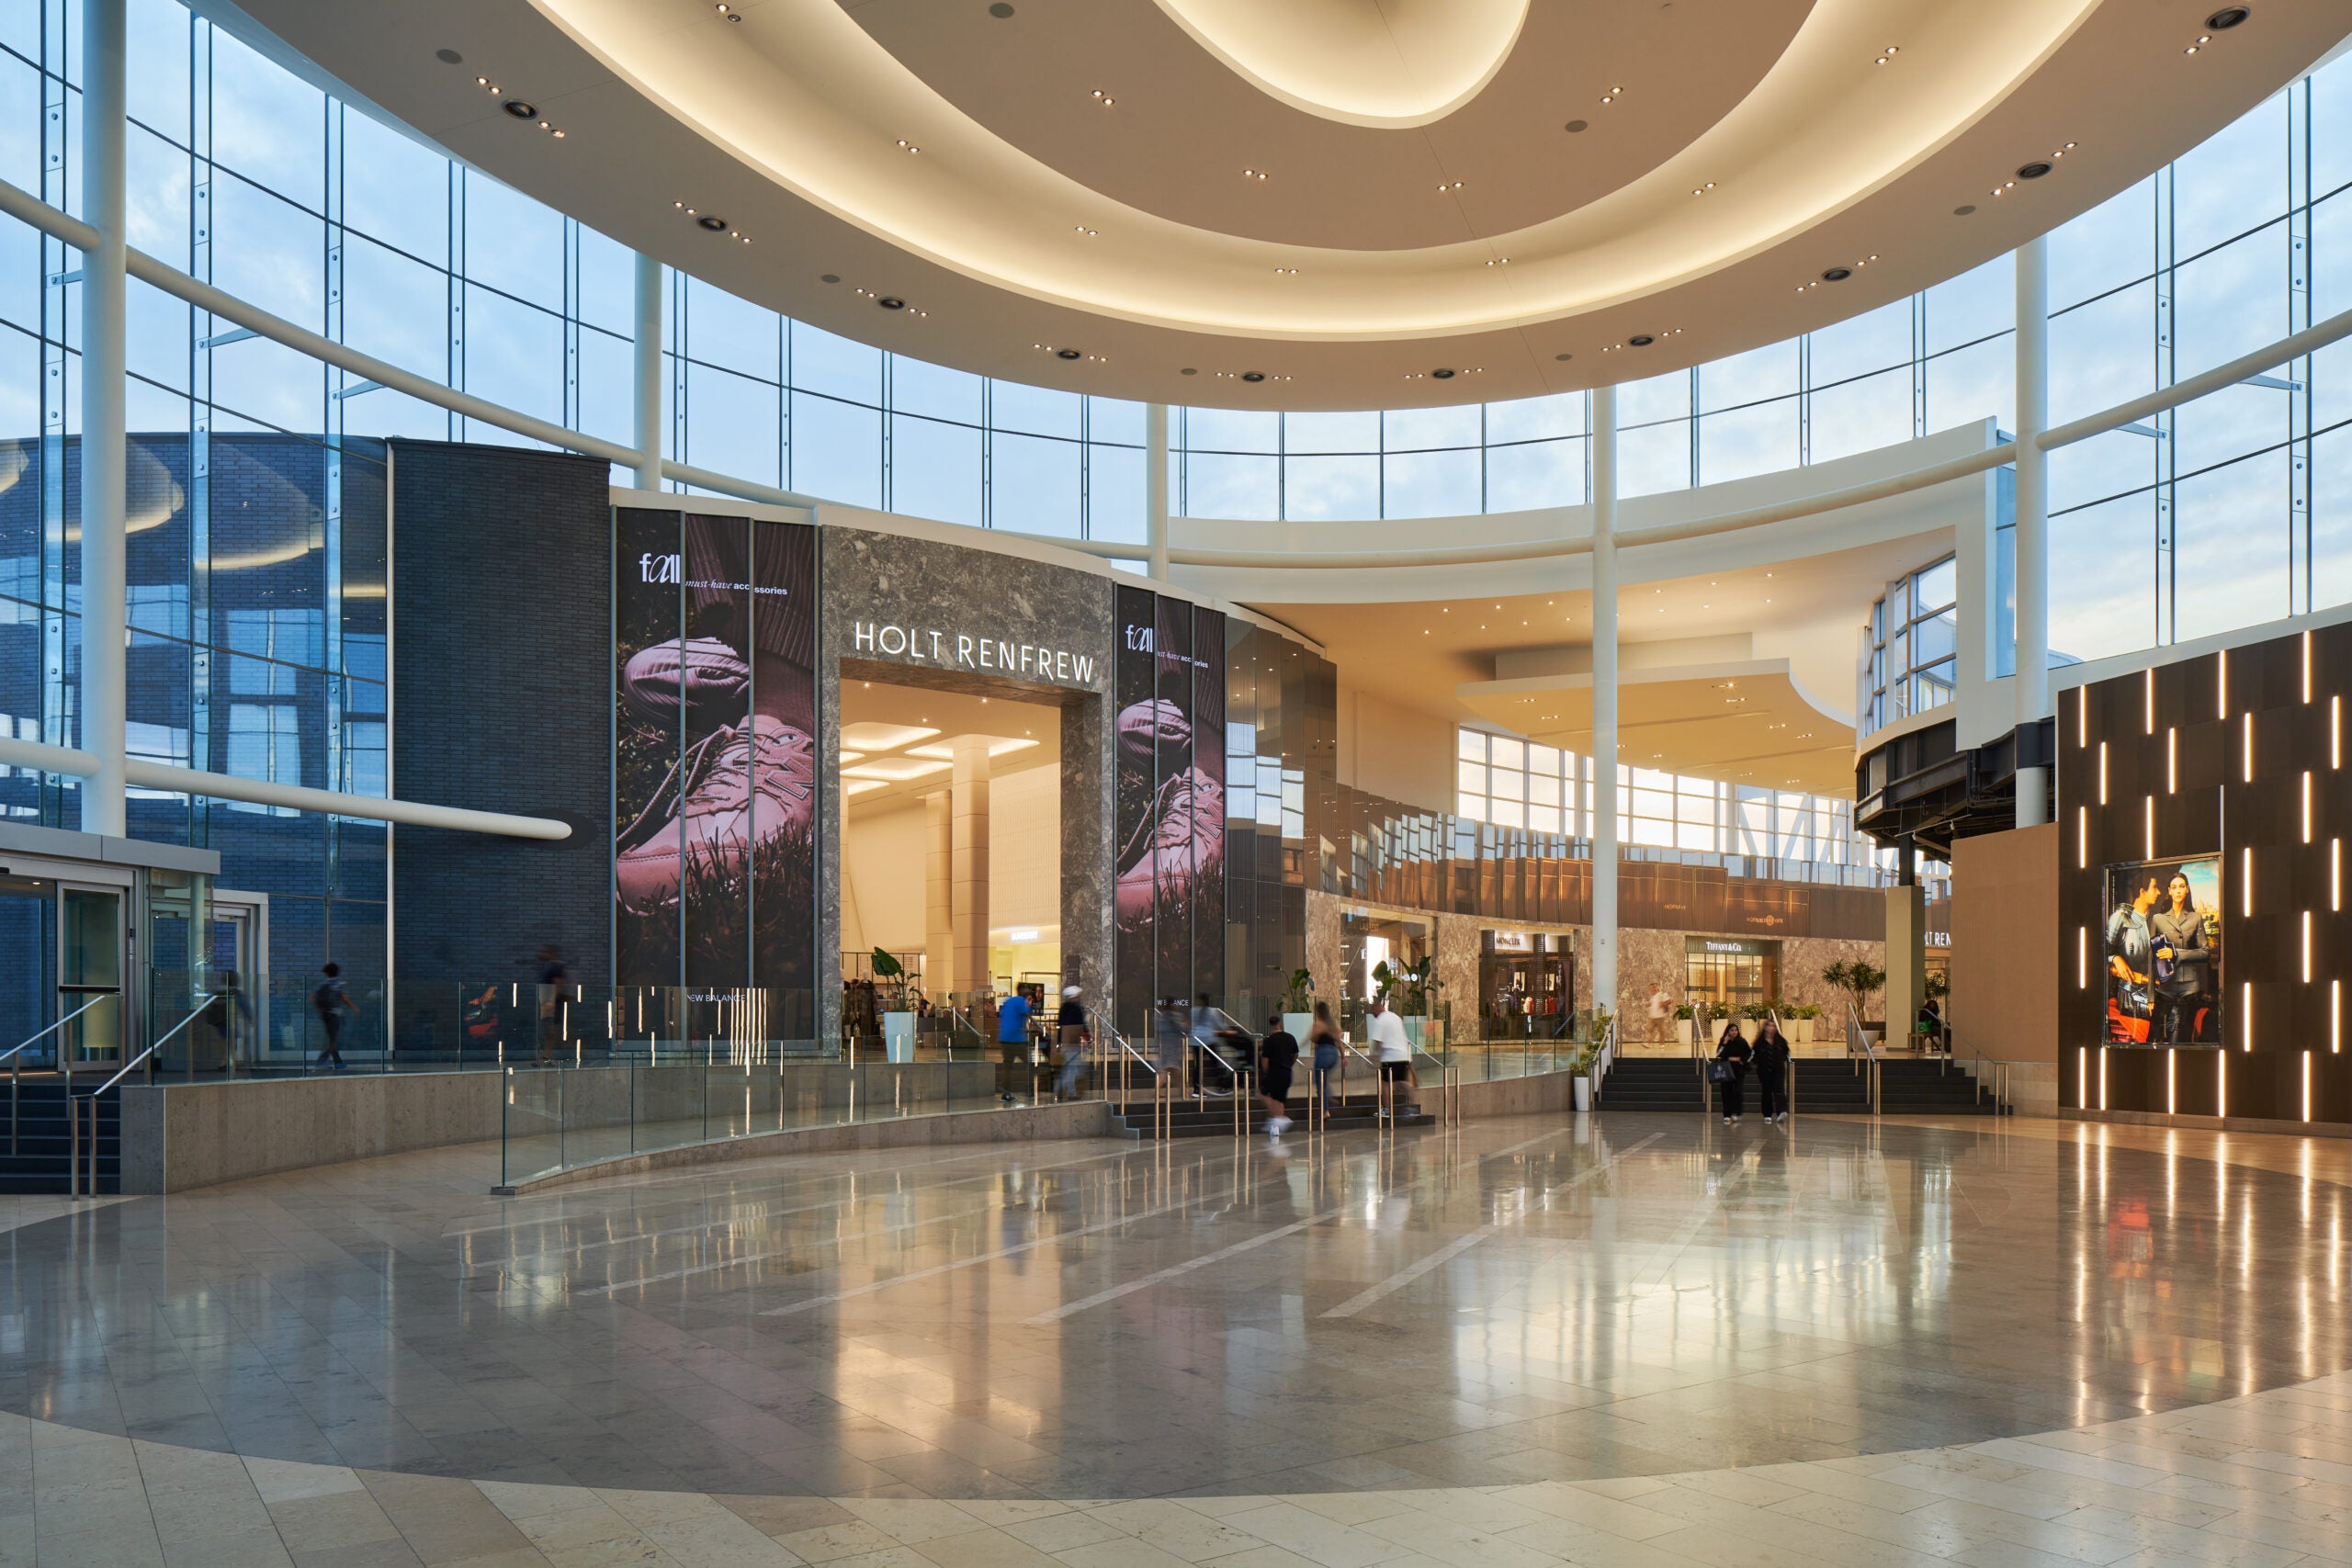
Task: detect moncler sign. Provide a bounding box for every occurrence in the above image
[853,620,1098,685]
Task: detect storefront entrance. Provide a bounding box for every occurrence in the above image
[1477,930,1574,1039]
[1684,937,1781,1014]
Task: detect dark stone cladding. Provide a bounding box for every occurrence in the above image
[388,439,612,984]
[815,524,1117,1044]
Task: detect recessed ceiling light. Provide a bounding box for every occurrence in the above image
[696,214,728,231]
[1563,118,1588,133]
[877,297,906,310]
[1091,89,1115,106]
[1438,180,1462,192]
[1822,266,1851,282]
[435,48,462,64]
[1431,367,1456,379]
[2207,6,2250,28]
[898,140,920,153]
[1241,371,1266,383]
[1057,347,1081,360]
[1628,334,1654,347]
[1241,168,1268,180]
[502,100,536,119]
[2017,160,2052,180]
[989,1,1015,15]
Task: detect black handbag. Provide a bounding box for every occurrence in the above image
[1708,1059,1734,1083]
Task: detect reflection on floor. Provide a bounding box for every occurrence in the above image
[0,1115,2346,1565]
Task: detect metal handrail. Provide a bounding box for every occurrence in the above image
[1937,1025,2029,1113]
[1845,1002,1881,1114]
[7,994,116,1156]
[71,1004,204,1198]
[1187,1034,1247,1134]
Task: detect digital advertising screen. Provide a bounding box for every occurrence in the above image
[2100,853,2222,1047]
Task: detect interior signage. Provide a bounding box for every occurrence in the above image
[1489,931,1533,952]
[1925,931,1951,948]
[1696,937,1770,955]
[853,620,1097,684]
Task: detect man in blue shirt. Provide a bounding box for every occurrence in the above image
[996,988,1033,1103]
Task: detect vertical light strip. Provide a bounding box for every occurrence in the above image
[2218,649,2229,719]
[2098,1047,2109,1111]
[2335,839,2343,911]
[2082,685,2091,749]
[2335,980,2343,1054]
[2143,667,2154,735]
[2219,1051,2228,1119]
[2303,772,2314,842]
[2098,741,2109,805]
[2244,847,2254,918]
[2076,806,2087,869]
[2242,981,2253,1052]
[2303,910,2313,983]
[2167,727,2177,794]
[2144,795,2154,860]
[2334,695,2342,770]
[2243,713,2255,783]
[2077,1046,2087,1111]
[2166,1047,2177,1114]
[2303,630,2313,704]
[2302,1053,2312,1122]
[2076,925,2087,989]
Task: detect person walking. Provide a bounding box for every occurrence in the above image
[311,962,354,1072]
[1753,1017,1791,1123]
[536,944,571,1066]
[1258,1012,1298,1136]
[1307,1001,1341,1116]
[1055,985,1091,1101]
[1369,996,1414,1122]
[1646,983,1672,1042]
[996,986,1033,1102]
[1712,1019,1751,1124]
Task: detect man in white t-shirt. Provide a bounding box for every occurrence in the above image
[1646,984,1672,1041]
[1368,998,1414,1121]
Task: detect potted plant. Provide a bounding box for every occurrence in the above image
[1788,1003,1819,1045]
[1282,967,1315,1046]
[872,948,916,1063]
[1823,960,1889,1039]
[1738,1000,1770,1043]
[1672,1001,1696,1047]
[1372,956,1441,1047]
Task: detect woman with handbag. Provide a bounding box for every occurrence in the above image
[1713,1021,1751,1124]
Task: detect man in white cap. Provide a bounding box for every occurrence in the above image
[1056,985,1091,1100]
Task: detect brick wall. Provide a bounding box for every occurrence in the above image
[389,440,611,982]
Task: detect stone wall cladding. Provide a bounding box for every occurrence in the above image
[389,440,614,981]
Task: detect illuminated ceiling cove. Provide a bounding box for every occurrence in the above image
[228,0,2343,406]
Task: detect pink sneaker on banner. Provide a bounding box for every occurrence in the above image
[616,714,814,912]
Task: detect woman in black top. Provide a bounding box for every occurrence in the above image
[1713,1021,1752,1123]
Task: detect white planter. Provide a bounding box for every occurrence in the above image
[1573,1075,1592,1112]
[1283,1012,1313,1046]
[1738,1018,1761,1043]
[1403,1015,1427,1048]
[883,1011,916,1064]
[1677,1018,1696,1046]
[1791,1017,1814,1044]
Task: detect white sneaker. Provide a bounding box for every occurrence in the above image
[1269,1116,1291,1135]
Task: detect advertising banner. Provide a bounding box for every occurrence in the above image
[1112,587,1226,1034]
[613,510,817,995]
[2101,854,2222,1046]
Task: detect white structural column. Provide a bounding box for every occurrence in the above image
[633,253,664,491]
[79,0,128,836]
[1145,403,1170,581]
[924,791,954,992]
[2014,233,2052,827]
[1590,385,1620,1032]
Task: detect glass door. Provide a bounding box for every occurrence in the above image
[0,875,57,1065]
[61,886,124,1072]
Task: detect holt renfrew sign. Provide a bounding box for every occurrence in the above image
[852,620,1099,686]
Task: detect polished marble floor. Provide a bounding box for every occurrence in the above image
[1,1115,2348,1565]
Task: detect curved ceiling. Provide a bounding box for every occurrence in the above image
[220,0,2347,408]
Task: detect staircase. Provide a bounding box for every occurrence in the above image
[1110,1092,1433,1138]
[1595,1055,2005,1117]
[1594,1056,1708,1112]
[0,1081,121,1194]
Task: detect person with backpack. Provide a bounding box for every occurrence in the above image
[312,963,354,1072]
[1712,1020,1751,1124]
[1753,1018,1792,1123]
[1055,985,1091,1101]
